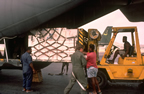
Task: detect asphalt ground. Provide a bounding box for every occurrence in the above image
[0,63,144,94]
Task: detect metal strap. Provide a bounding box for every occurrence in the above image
[72,72,86,91]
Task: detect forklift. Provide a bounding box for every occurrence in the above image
[81,27,144,88]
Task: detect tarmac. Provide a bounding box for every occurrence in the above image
[0,63,144,94]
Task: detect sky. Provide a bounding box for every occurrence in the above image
[79,9,144,45]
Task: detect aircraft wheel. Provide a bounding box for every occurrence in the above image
[97,70,108,88]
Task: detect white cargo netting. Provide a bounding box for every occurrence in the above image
[29,28,77,62]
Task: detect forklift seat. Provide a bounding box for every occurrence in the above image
[129,46,134,56]
[129,45,137,57]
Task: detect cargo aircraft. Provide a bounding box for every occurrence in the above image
[0,26,112,70]
[0,0,144,70]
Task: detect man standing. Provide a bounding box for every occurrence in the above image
[64,44,87,94]
[59,62,69,75]
[21,47,36,93]
[86,44,101,94]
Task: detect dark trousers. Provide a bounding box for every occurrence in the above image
[23,72,33,90]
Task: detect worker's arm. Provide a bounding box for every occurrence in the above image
[122,43,130,59]
[81,54,87,77]
[81,54,87,67]
[28,55,36,73]
[30,63,36,73]
[82,51,87,55]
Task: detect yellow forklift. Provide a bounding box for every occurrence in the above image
[80,27,144,88]
[98,26,144,88]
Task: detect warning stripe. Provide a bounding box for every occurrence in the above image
[79,30,83,35]
[79,37,83,43]
[79,33,83,39]
[78,29,85,45]
[79,40,83,45]
[79,34,83,41]
[78,29,83,35]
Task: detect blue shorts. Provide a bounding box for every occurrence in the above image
[87,66,98,78]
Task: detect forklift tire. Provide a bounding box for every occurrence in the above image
[97,70,108,88]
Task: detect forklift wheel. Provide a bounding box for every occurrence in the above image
[97,70,108,88]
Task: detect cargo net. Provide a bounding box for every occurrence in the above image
[29,28,77,62]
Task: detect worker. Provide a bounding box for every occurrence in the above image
[64,43,87,94]
[109,36,131,64]
[86,44,102,94]
[58,62,69,75]
[21,47,36,93]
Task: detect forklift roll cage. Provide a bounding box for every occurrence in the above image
[100,27,143,65]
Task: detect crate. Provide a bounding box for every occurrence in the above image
[32,70,43,82]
